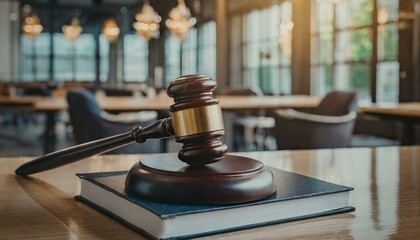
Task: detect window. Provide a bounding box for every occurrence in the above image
[123,34,149,82]
[376,0,399,103]
[99,34,109,82]
[20,33,50,81]
[164,27,202,85]
[164,32,181,85]
[311,0,399,103]
[53,33,95,81]
[21,33,100,82]
[182,28,198,75]
[75,34,96,81]
[242,3,292,95]
[198,21,216,80]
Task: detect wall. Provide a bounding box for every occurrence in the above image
[0,2,12,81]
[0,1,19,82]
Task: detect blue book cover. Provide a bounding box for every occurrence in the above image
[76,167,354,240]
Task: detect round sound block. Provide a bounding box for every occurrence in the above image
[125,154,276,205]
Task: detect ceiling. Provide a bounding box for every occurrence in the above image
[20,0,201,34]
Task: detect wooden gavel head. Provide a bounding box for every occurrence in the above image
[167,74,228,166]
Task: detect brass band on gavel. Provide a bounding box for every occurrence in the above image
[172,104,224,137]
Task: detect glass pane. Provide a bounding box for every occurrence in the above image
[99,34,109,57]
[34,57,50,81]
[165,33,181,84]
[378,23,398,60]
[243,4,291,92]
[75,57,95,81]
[335,63,371,103]
[335,29,372,62]
[268,5,281,40]
[377,61,399,103]
[352,0,373,27]
[336,0,373,29]
[76,34,95,57]
[54,57,72,81]
[75,33,95,81]
[317,33,333,64]
[279,67,292,95]
[378,0,399,22]
[53,34,72,56]
[259,62,272,93]
[312,65,333,97]
[335,0,351,29]
[99,34,109,81]
[124,34,148,82]
[316,0,334,32]
[246,10,259,42]
[352,28,372,61]
[198,21,216,79]
[182,28,197,75]
[20,33,51,81]
[34,33,51,55]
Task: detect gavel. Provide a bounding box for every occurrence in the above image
[16,74,275,205]
[15,75,228,176]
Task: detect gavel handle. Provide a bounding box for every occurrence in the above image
[15,118,174,176]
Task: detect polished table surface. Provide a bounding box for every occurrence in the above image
[1,146,419,239]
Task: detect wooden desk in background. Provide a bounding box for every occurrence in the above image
[360,103,420,145]
[1,146,419,239]
[0,96,37,108]
[32,95,320,111]
[1,95,319,153]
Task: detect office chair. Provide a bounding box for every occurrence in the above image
[67,89,161,154]
[269,90,357,150]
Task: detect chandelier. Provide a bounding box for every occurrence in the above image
[103,19,120,43]
[166,0,197,41]
[62,17,83,42]
[278,19,294,57]
[22,13,43,39]
[133,2,161,41]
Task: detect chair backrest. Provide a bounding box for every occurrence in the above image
[67,89,103,144]
[269,90,357,150]
[67,89,161,154]
[315,91,357,116]
[271,111,356,150]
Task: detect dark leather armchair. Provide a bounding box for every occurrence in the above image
[269,91,357,150]
[67,89,161,154]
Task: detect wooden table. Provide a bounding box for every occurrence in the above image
[0,96,37,108]
[1,94,319,111]
[360,102,420,119]
[31,95,319,111]
[1,146,419,239]
[360,103,420,144]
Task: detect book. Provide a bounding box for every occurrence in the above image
[76,168,354,240]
